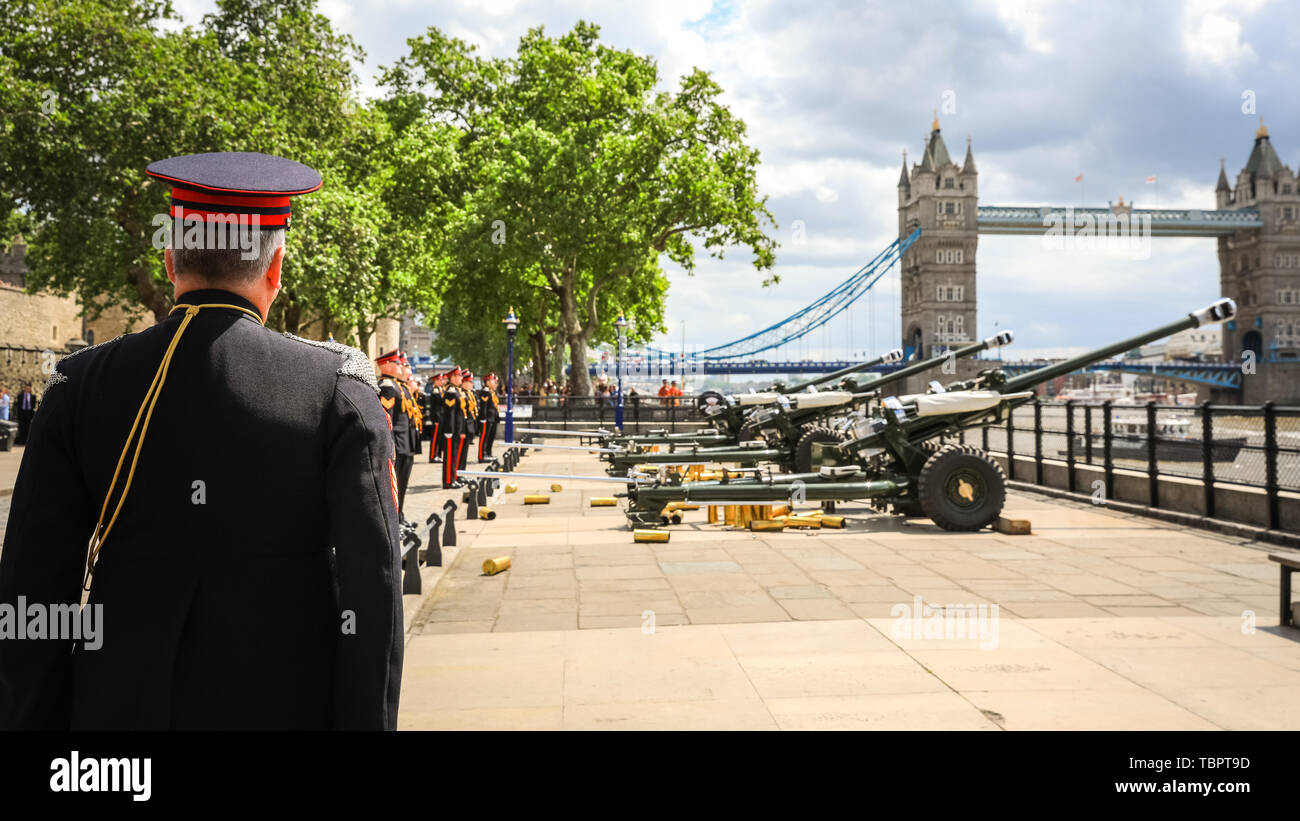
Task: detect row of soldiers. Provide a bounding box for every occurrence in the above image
[374,350,502,517]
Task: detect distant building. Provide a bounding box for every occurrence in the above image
[1217,121,1300,401]
[898,114,979,362]
[0,235,147,392]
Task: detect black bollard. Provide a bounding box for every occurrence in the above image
[424,512,443,567]
[442,500,458,547]
[465,480,479,519]
[402,533,422,595]
[476,479,488,508]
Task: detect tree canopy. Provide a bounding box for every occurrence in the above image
[381,21,777,393]
[0,7,776,379]
[0,0,448,345]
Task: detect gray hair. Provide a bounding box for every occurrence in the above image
[171,226,286,284]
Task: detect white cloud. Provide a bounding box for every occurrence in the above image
[1182,11,1257,69]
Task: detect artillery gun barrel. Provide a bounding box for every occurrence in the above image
[1000,299,1236,395]
[782,348,904,394]
[863,331,1014,395]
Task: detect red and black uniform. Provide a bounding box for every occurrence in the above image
[378,372,415,515]
[476,381,500,461]
[441,379,469,488]
[427,380,444,462]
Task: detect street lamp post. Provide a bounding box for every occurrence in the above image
[614,313,629,431]
[503,307,519,443]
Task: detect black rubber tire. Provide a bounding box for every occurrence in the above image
[916,445,1006,531]
[793,426,847,474]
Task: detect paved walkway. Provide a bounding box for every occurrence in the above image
[399,445,1300,730]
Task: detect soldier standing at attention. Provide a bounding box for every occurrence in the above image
[428,370,446,463]
[441,367,468,489]
[462,370,478,459]
[0,151,402,730]
[400,353,422,460]
[477,372,501,461]
[377,350,415,517]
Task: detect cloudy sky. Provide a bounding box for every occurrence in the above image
[181,0,1299,359]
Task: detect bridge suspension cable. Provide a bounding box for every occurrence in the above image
[649,227,920,361]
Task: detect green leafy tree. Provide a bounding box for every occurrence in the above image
[382,21,777,395]
[0,0,449,345]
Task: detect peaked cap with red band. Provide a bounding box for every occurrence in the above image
[375,349,402,365]
[146,151,323,230]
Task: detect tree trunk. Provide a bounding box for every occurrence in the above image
[567,329,590,397]
[528,330,548,388]
[127,263,171,322]
[283,300,302,336]
[558,284,590,396]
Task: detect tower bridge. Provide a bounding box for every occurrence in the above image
[636,117,1297,402]
[896,114,1298,403]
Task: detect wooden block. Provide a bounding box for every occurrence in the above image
[996,517,1031,535]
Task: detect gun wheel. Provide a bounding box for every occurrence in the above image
[793,425,848,474]
[892,442,951,515]
[917,445,1006,531]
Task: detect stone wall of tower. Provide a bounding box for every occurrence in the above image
[898,127,979,365]
[1217,127,1300,404]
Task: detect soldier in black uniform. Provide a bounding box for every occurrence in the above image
[441,367,469,489]
[377,349,415,517]
[400,353,422,461]
[427,370,446,463]
[477,372,501,461]
[0,152,403,730]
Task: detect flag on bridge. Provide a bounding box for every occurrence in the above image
[1145,175,1157,183]
[1074,173,1083,182]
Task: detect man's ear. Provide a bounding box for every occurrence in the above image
[265,245,285,292]
[164,248,177,284]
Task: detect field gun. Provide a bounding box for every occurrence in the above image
[601,332,1014,476]
[617,299,1236,530]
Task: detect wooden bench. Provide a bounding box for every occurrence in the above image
[1268,552,1300,628]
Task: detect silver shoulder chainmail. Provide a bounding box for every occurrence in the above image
[281,332,379,393]
[43,336,125,394]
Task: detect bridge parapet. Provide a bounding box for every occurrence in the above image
[977,205,1262,236]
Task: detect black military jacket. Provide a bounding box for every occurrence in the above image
[476,387,500,423]
[0,289,403,730]
[378,377,414,457]
[441,385,467,433]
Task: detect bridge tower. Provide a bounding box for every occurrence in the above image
[1217,121,1300,403]
[898,115,979,366]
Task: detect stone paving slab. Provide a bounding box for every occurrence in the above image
[399,443,1300,730]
